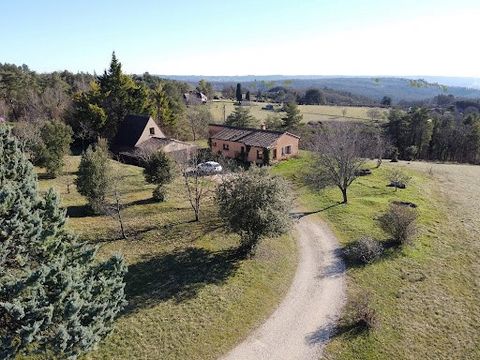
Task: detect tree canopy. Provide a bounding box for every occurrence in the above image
[0,126,126,359]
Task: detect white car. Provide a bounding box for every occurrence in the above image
[196,161,223,175]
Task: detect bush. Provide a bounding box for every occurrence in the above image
[143,151,172,201]
[387,168,412,191]
[343,236,383,264]
[340,291,378,331]
[378,204,418,245]
[152,185,166,202]
[216,167,293,256]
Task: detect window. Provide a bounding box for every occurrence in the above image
[149,127,155,135]
[223,143,229,150]
[213,142,217,147]
[281,147,285,156]
[273,149,277,159]
[285,145,292,154]
[257,149,263,159]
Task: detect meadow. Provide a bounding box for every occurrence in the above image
[36,156,297,360]
[272,154,480,360]
[208,100,387,124]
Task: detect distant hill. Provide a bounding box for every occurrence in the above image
[160,75,480,103]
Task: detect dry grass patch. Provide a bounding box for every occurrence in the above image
[273,155,479,360]
[34,156,297,360]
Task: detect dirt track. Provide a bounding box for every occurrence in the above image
[222,213,345,360]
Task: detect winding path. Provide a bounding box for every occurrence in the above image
[222,212,346,360]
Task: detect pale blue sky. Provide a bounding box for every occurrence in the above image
[1,0,479,76]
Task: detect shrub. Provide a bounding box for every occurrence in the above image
[343,236,383,264]
[387,168,412,191]
[143,151,172,202]
[378,204,418,245]
[152,185,166,202]
[340,291,378,331]
[216,167,293,256]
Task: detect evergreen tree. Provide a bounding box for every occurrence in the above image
[235,83,242,103]
[76,139,112,213]
[38,120,73,178]
[245,90,251,101]
[143,151,173,201]
[225,106,258,128]
[0,126,126,359]
[282,102,303,130]
[151,84,175,132]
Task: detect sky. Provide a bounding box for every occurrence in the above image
[1,0,479,76]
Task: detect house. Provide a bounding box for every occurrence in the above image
[113,114,196,161]
[208,124,300,165]
[183,91,208,105]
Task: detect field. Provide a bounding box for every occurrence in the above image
[272,154,480,359]
[36,156,297,360]
[208,100,386,124]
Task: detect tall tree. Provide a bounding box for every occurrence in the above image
[282,102,303,130]
[235,83,242,103]
[0,126,126,359]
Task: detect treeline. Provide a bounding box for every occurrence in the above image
[385,107,480,164]
[0,53,214,147]
[220,82,376,106]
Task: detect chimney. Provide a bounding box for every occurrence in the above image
[260,123,266,130]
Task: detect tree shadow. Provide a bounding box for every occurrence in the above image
[123,247,241,315]
[306,320,370,345]
[66,204,93,218]
[124,197,158,207]
[290,202,342,220]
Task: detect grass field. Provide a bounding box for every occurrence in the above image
[272,154,480,359]
[208,100,386,124]
[36,156,297,360]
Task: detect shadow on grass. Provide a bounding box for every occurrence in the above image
[66,204,93,218]
[123,247,242,314]
[306,321,370,345]
[290,202,342,220]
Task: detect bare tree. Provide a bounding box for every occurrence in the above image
[179,150,212,221]
[101,174,128,240]
[342,108,348,117]
[371,128,388,168]
[187,105,211,141]
[366,108,382,122]
[308,122,371,203]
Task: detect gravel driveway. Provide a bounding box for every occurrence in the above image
[222,212,345,360]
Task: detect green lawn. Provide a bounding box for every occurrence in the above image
[208,100,386,124]
[272,154,479,360]
[36,156,297,360]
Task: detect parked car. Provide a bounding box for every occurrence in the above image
[196,161,223,175]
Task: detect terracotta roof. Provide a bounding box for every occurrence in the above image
[113,114,151,148]
[210,124,299,148]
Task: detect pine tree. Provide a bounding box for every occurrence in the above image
[0,126,126,359]
[225,106,258,128]
[282,102,303,130]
